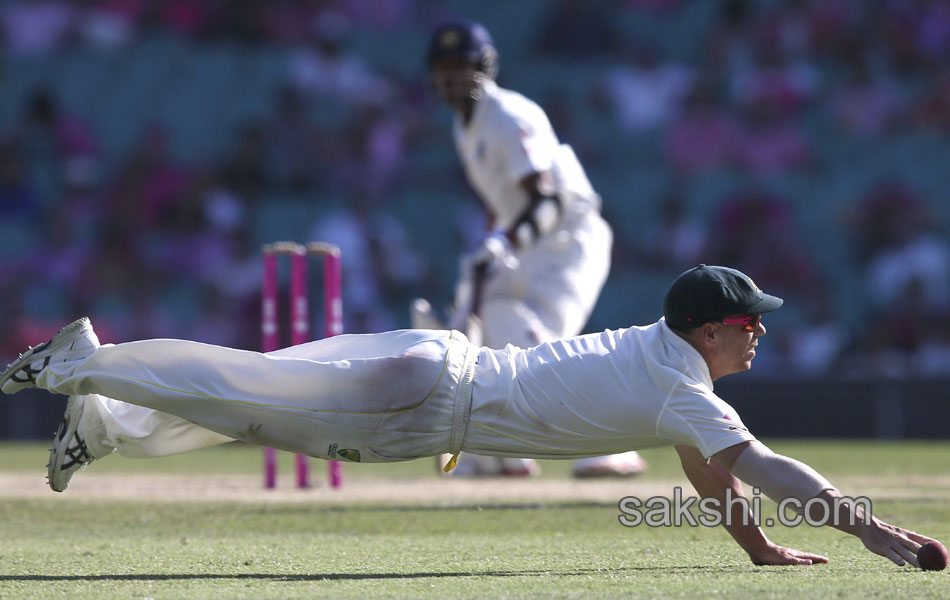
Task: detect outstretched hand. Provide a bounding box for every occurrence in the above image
[748,542,829,566]
[858,518,934,567]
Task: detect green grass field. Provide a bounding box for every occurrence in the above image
[1,439,948,599]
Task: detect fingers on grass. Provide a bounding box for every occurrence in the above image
[896,545,919,568]
[884,548,906,566]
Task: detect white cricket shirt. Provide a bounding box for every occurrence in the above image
[453,80,596,229]
[465,318,757,459]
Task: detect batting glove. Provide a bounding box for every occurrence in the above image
[465,230,511,273]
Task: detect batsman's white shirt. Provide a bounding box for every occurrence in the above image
[452,80,612,347]
[454,80,595,227]
[41,319,755,463]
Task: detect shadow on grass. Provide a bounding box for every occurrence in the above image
[0,566,758,582]
[248,501,621,515]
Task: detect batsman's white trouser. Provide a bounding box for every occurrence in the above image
[479,205,611,348]
[36,330,478,463]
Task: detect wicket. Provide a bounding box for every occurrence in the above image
[261,241,344,489]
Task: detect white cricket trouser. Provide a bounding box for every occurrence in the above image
[479,205,611,348]
[36,330,478,463]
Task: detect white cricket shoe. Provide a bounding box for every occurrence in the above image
[0,317,100,394]
[572,451,648,478]
[47,395,96,492]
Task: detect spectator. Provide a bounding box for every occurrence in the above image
[732,96,813,174]
[829,50,906,138]
[287,10,393,106]
[261,86,322,191]
[864,227,950,312]
[150,0,218,39]
[75,0,147,49]
[912,67,950,134]
[839,320,911,379]
[639,187,707,271]
[307,191,429,333]
[663,78,741,173]
[873,278,931,356]
[0,141,40,223]
[845,178,950,319]
[876,0,929,75]
[599,43,694,134]
[912,0,950,65]
[534,0,620,60]
[701,0,756,75]
[707,184,816,297]
[0,0,76,55]
[843,178,927,264]
[0,141,43,288]
[342,0,412,29]
[328,102,408,198]
[219,122,269,202]
[11,88,100,207]
[728,22,820,117]
[784,284,848,376]
[23,209,94,318]
[102,125,193,234]
[803,0,858,60]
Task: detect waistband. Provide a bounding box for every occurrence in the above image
[443,335,479,473]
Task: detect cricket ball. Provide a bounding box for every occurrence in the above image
[917,540,948,571]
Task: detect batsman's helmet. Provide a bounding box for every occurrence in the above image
[426,20,498,79]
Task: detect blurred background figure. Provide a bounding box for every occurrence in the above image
[421,18,646,479]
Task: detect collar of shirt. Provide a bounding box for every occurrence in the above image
[658,317,714,389]
[454,79,500,132]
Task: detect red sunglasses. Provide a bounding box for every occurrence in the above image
[720,314,762,332]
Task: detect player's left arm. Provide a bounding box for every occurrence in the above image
[676,444,829,566]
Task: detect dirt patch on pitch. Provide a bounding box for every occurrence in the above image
[0,472,685,505]
[2,472,949,505]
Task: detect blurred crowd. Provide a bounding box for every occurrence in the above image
[0,0,949,379]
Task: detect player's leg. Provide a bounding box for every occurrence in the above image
[0,318,235,490]
[4,321,463,463]
[83,393,234,459]
[47,393,234,491]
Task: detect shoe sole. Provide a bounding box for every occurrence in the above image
[0,317,92,392]
[47,397,85,492]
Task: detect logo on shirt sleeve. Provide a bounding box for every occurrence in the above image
[723,413,748,432]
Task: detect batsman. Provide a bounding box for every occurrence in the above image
[412,19,644,478]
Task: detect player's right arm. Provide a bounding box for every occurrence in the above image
[676,444,828,566]
[712,441,935,566]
